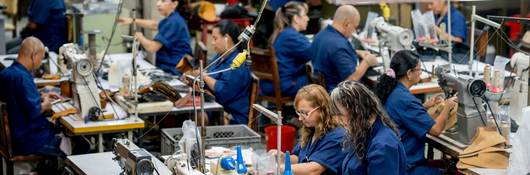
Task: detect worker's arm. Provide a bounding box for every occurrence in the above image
[429,97,457,136]
[347,50,378,81]
[118,17,158,31]
[135,32,163,53]
[434,26,463,43]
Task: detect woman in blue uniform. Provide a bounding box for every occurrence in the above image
[373,50,457,175]
[191,20,251,125]
[119,0,192,75]
[330,80,407,175]
[260,2,311,97]
[270,84,347,174]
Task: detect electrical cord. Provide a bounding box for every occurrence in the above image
[95,0,124,73]
[481,96,503,136]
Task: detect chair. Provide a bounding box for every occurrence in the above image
[247,74,259,131]
[305,63,326,89]
[0,102,46,175]
[249,48,293,116]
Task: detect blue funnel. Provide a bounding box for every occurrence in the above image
[236,145,247,174]
[283,151,293,175]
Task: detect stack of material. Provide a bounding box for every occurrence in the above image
[457,127,509,170]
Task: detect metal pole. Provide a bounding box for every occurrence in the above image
[469,6,477,78]
[448,0,453,68]
[276,111,282,175]
[198,60,206,173]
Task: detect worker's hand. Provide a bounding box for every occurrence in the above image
[134,32,144,39]
[44,92,62,100]
[434,26,450,41]
[117,17,133,25]
[356,50,378,67]
[268,149,286,163]
[443,97,458,109]
[41,95,53,112]
[424,94,444,108]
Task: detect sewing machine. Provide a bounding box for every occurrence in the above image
[371,17,415,54]
[59,44,101,118]
[435,66,488,145]
[113,139,154,175]
[509,52,530,123]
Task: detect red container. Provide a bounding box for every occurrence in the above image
[264,125,296,152]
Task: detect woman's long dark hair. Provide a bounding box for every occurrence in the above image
[330,80,400,160]
[373,50,420,103]
[214,20,243,51]
[269,1,308,45]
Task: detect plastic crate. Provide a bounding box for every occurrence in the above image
[161,125,261,155]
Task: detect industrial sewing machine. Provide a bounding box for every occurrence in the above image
[58,43,101,118]
[435,66,488,145]
[113,139,155,175]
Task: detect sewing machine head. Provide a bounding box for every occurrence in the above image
[435,66,488,145]
[113,139,154,175]
[371,17,415,53]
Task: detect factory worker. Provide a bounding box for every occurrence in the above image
[260,1,311,97]
[6,0,67,54]
[311,5,378,92]
[270,84,347,174]
[331,80,407,175]
[373,50,457,175]
[430,0,468,43]
[190,20,252,125]
[119,0,192,75]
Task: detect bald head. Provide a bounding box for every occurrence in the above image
[332,5,360,38]
[17,37,46,71]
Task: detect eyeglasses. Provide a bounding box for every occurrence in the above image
[295,107,320,119]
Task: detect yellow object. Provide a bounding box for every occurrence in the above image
[197,1,216,22]
[230,50,248,69]
[379,2,390,21]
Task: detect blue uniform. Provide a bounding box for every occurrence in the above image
[292,127,347,175]
[341,118,407,175]
[260,27,311,97]
[154,11,192,75]
[384,83,442,175]
[311,25,358,92]
[27,0,67,52]
[0,62,55,155]
[206,50,251,124]
[435,7,468,43]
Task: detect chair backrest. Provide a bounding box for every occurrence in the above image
[249,48,282,98]
[0,101,13,159]
[194,40,208,66]
[247,74,259,130]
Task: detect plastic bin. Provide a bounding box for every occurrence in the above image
[264,125,296,152]
[161,125,261,155]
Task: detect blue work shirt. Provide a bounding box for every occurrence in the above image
[0,62,55,155]
[384,83,441,175]
[435,6,468,43]
[27,0,67,52]
[292,127,347,175]
[154,11,192,75]
[269,0,305,12]
[340,118,407,175]
[260,27,311,97]
[311,25,358,92]
[206,50,251,125]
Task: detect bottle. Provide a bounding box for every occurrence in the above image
[283,151,293,175]
[236,145,247,174]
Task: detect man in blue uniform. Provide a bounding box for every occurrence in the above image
[7,0,67,54]
[430,0,467,43]
[0,37,64,158]
[311,5,378,92]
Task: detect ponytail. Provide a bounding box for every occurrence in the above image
[373,50,420,103]
[269,1,308,46]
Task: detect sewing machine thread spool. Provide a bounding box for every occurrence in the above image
[483,64,491,86]
[122,74,131,96]
[495,69,503,91]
